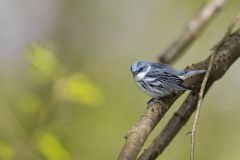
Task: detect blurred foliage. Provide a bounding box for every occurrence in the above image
[36,132,72,160]
[54,74,104,107]
[0,0,240,160]
[0,141,15,160]
[26,44,104,107]
[0,44,105,159]
[26,45,60,81]
[17,91,42,114]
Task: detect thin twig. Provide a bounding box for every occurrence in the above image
[190,50,214,160]
[159,0,229,64]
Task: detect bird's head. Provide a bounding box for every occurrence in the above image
[130,61,150,77]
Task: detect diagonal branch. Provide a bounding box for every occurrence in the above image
[158,0,229,64]
[117,29,240,160]
[137,30,240,160]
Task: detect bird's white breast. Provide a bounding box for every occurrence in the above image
[135,66,151,81]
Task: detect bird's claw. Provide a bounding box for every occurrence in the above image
[147,97,162,106]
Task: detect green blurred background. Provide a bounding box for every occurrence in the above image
[0,0,240,159]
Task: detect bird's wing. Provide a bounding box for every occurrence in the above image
[150,62,179,74]
[157,72,183,84]
[150,63,169,69]
[156,72,191,90]
[146,63,192,90]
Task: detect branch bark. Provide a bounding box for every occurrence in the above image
[158,0,229,64]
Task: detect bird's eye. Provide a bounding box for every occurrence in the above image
[138,67,143,72]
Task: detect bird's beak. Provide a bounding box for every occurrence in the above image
[133,72,137,77]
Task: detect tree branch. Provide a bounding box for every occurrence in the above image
[118,26,240,160]
[118,29,240,160]
[137,30,240,160]
[158,0,229,64]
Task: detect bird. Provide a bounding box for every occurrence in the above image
[130,61,206,104]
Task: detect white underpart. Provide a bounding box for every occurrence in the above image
[178,75,186,80]
[135,66,151,81]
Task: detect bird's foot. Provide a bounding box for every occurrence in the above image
[147,97,163,106]
[147,98,155,106]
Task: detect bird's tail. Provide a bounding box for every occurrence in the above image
[178,70,206,80]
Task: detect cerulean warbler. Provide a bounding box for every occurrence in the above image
[130,61,206,104]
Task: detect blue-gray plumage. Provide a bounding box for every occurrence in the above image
[130,61,206,99]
